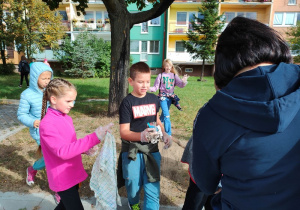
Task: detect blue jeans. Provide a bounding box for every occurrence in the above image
[160,97,172,136]
[122,152,161,210]
[33,156,45,170]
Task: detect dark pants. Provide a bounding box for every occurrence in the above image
[182,178,209,210]
[20,71,29,86]
[55,184,84,210]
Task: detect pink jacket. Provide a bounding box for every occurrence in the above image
[149,72,187,94]
[40,108,100,192]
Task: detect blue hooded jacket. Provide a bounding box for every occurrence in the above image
[192,63,300,210]
[17,62,53,145]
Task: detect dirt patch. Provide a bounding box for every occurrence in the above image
[0,113,190,206]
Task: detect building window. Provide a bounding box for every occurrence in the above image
[224,12,257,23]
[176,41,185,52]
[130,40,140,53]
[142,22,148,33]
[288,0,296,5]
[149,41,159,54]
[84,11,94,22]
[149,17,160,26]
[57,11,68,21]
[177,12,187,25]
[274,12,299,26]
[185,68,193,73]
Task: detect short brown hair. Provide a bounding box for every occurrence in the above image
[130,62,151,80]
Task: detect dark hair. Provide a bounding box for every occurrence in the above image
[214,17,292,89]
[21,55,27,61]
[130,62,151,80]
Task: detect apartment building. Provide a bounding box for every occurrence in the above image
[4,0,300,73]
[167,0,214,77]
[128,4,166,70]
[32,0,110,61]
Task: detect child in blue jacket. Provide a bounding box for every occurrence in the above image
[17,62,53,187]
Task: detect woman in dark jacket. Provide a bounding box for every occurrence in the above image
[191,17,300,210]
[18,55,30,87]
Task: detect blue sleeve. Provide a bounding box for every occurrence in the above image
[17,92,36,127]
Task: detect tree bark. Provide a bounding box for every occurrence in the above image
[107,6,131,116]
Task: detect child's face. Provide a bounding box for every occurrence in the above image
[38,71,52,90]
[164,62,172,73]
[128,72,151,98]
[50,89,77,114]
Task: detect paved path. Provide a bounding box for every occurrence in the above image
[0,99,25,142]
[0,100,183,210]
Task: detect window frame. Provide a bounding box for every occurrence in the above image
[273,12,299,26]
[175,41,186,52]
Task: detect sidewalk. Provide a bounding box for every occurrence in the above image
[0,100,183,210]
[0,191,182,210]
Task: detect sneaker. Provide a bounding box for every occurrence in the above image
[54,192,61,204]
[26,166,37,186]
[18,85,22,88]
[128,202,140,210]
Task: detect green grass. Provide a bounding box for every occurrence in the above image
[0,73,216,140]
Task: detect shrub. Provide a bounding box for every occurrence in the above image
[0,63,16,75]
[54,32,111,78]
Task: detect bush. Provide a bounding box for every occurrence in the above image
[54,32,111,78]
[0,63,16,75]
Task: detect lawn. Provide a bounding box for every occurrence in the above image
[0,73,216,206]
[0,73,216,140]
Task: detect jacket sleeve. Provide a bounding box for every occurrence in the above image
[18,61,22,72]
[174,74,187,88]
[17,93,36,128]
[149,74,161,92]
[40,122,100,160]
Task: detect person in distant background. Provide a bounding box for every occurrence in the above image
[30,58,36,67]
[18,56,30,88]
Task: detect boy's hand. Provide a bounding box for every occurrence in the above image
[162,132,172,149]
[141,128,157,143]
[95,123,114,141]
[33,120,40,128]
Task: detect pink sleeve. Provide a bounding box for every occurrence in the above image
[149,74,161,92]
[175,74,187,88]
[40,123,100,160]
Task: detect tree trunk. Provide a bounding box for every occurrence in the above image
[200,58,205,81]
[1,42,6,66]
[108,10,131,116]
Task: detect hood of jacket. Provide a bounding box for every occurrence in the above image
[209,62,300,133]
[29,62,53,93]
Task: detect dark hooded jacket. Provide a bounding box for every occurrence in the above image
[192,63,300,210]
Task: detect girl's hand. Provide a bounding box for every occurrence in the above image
[95,123,114,141]
[182,74,189,83]
[33,120,40,128]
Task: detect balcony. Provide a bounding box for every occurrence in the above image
[169,21,199,35]
[72,20,110,32]
[167,51,202,63]
[61,20,71,31]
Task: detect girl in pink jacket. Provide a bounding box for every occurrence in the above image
[39,78,113,209]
